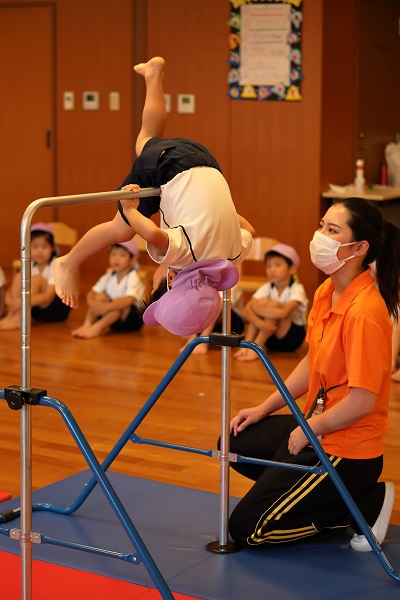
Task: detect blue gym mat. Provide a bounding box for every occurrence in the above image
[0,471,399,599]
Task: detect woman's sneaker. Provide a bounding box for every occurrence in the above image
[350,482,395,552]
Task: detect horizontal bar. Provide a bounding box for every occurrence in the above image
[20,187,161,257]
[130,434,214,457]
[40,534,141,564]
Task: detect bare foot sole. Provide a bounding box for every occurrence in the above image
[134,56,165,79]
[53,257,79,309]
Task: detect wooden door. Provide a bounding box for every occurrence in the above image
[0,4,55,269]
[357,0,400,183]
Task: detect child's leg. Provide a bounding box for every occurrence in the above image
[0,272,22,330]
[179,321,215,356]
[134,57,166,156]
[236,329,270,362]
[53,212,133,309]
[71,308,98,337]
[73,310,122,339]
[31,274,52,308]
[273,317,293,340]
[0,312,21,330]
[72,292,111,336]
[235,322,263,362]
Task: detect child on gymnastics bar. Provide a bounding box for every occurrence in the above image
[54,57,254,336]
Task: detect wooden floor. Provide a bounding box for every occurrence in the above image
[0,296,399,527]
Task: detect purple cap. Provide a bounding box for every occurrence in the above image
[266,243,300,267]
[143,259,239,336]
[31,222,54,236]
[113,240,139,258]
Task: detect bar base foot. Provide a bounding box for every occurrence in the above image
[206,540,241,554]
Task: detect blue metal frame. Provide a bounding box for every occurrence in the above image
[1,336,399,585]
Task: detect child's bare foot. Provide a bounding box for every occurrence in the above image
[74,324,108,339]
[391,368,400,383]
[0,313,21,331]
[192,344,209,356]
[235,347,258,362]
[71,325,90,338]
[53,256,79,309]
[134,56,165,80]
[179,335,196,354]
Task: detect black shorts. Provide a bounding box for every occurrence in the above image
[265,322,306,352]
[117,137,221,224]
[110,305,143,332]
[212,310,245,335]
[31,296,70,323]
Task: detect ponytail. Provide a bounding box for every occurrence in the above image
[375,220,400,320]
[338,198,400,320]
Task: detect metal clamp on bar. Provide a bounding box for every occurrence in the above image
[10,529,42,543]
[211,450,238,462]
[209,332,244,348]
[4,386,47,410]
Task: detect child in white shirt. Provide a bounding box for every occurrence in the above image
[235,243,308,361]
[0,223,70,331]
[71,241,145,339]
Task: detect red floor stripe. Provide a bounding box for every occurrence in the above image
[0,551,199,600]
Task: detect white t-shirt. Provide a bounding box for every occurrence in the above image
[92,269,146,307]
[31,257,56,285]
[253,281,308,327]
[147,168,253,270]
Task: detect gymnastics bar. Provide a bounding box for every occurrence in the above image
[1,188,399,598]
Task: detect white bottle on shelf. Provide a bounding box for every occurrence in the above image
[354,159,365,193]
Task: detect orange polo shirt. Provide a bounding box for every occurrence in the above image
[304,270,392,459]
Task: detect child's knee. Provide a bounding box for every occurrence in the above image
[95,292,110,303]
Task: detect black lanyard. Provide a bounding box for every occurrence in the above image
[305,381,344,420]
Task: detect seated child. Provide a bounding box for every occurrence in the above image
[53,56,254,337]
[0,266,6,319]
[178,283,245,355]
[0,223,70,331]
[235,243,308,362]
[72,240,145,339]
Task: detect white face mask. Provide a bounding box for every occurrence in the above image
[309,230,357,275]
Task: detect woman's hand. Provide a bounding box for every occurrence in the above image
[288,426,309,455]
[230,405,267,436]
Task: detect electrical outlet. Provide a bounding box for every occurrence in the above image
[63,92,74,110]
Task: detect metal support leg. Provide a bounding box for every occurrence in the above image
[207,289,240,553]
